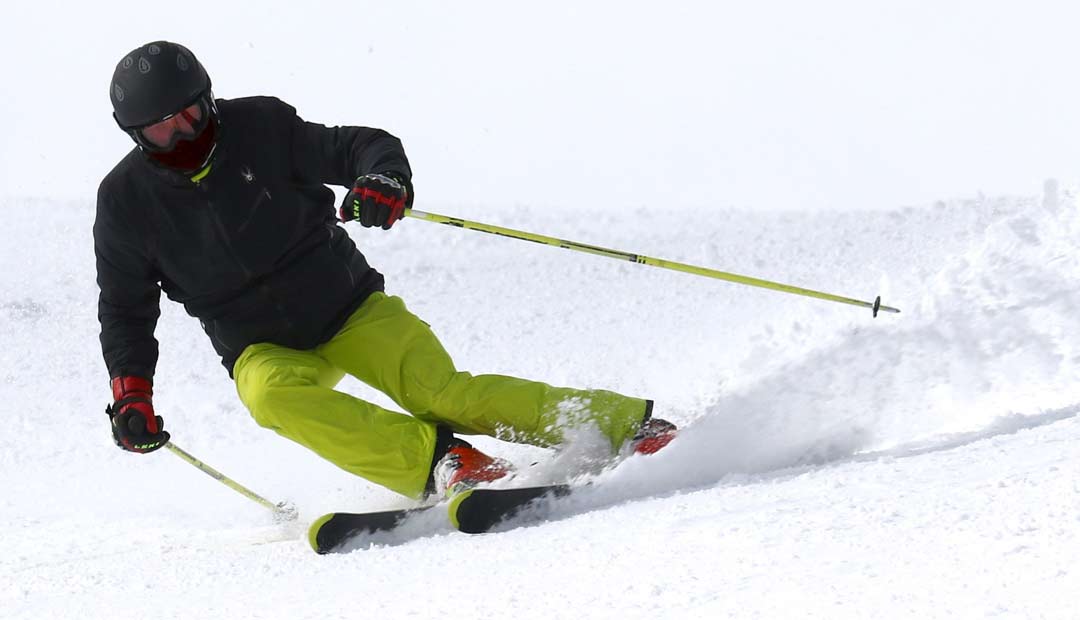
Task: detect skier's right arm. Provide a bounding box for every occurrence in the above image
[277,98,413,230]
[94,185,169,453]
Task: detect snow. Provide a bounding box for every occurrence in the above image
[3,2,1080,618]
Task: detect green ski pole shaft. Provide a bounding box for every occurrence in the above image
[404,209,900,316]
[165,442,296,520]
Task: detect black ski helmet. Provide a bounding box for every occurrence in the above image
[110,41,211,129]
[110,41,221,174]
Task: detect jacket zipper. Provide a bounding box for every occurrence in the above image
[201,187,296,331]
[237,188,271,234]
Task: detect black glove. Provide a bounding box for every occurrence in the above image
[339,172,410,230]
[107,376,170,453]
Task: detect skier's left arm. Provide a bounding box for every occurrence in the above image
[283,99,413,229]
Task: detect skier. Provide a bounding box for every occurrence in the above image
[97,41,676,500]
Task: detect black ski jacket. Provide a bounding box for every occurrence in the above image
[95,96,412,379]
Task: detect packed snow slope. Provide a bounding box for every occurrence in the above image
[2,186,1079,618]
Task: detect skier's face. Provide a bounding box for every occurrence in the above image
[135,96,219,174]
[139,101,205,151]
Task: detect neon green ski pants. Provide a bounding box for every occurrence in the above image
[233,292,649,499]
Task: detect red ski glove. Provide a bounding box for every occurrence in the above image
[107,376,170,453]
[339,172,410,230]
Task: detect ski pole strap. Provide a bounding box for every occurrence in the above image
[165,442,294,518]
[404,209,900,316]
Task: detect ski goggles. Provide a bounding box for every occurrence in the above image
[131,97,213,153]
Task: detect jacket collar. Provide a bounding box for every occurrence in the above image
[134,141,225,188]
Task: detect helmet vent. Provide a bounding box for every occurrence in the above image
[110,41,211,129]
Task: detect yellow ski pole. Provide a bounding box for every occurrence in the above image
[404,209,900,316]
[165,442,297,521]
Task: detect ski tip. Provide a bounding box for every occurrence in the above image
[450,485,571,535]
[446,489,474,531]
[307,513,337,554]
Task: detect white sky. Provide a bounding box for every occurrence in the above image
[2,0,1080,211]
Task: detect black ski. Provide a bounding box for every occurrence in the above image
[448,484,572,534]
[307,505,437,554]
[307,484,573,553]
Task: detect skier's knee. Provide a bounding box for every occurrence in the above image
[239,365,324,427]
[244,386,286,428]
[397,364,464,413]
[415,369,470,414]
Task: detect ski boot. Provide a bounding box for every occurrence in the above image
[433,438,513,497]
[631,402,678,455]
